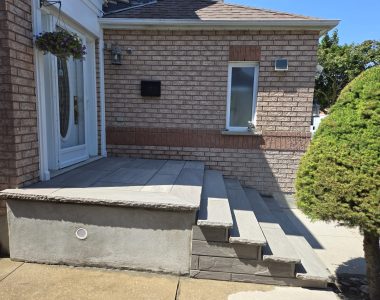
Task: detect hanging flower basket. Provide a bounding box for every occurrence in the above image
[35,30,86,60]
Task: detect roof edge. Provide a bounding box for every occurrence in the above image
[99,18,340,36]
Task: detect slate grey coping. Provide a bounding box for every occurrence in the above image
[197,170,233,228]
[225,179,266,246]
[0,189,199,211]
[0,158,205,212]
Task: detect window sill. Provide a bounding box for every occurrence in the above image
[221,130,262,136]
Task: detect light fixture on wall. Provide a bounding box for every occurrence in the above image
[111,45,122,65]
[275,59,288,71]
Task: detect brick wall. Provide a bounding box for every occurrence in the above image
[104,30,318,132]
[103,29,319,193]
[0,0,38,194]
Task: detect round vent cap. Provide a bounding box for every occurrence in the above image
[75,228,88,240]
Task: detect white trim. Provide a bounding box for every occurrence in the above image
[99,36,107,157]
[99,18,340,35]
[32,0,50,180]
[226,62,259,132]
[34,1,100,179]
[86,37,99,157]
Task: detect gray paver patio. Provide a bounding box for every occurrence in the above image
[0,158,205,211]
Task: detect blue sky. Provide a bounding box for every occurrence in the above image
[228,0,380,44]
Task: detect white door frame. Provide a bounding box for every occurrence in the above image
[32,1,102,180]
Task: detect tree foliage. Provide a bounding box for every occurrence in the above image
[315,31,380,110]
[296,66,380,234]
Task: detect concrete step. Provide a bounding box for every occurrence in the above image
[263,200,332,287]
[170,161,204,208]
[224,179,266,246]
[192,240,260,260]
[197,170,233,228]
[253,194,332,287]
[244,188,300,265]
[195,256,295,278]
[289,236,332,287]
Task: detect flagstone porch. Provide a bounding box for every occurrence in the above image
[0,157,332,288]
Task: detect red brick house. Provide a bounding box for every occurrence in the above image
[0,0,338,284]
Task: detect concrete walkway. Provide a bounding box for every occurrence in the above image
[0,259,340,300]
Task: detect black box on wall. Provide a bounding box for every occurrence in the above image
[141,80,161,97]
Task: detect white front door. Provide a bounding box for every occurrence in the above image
[39,13,98,173]
[57,56,89,168]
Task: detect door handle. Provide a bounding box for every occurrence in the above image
[74,96,79,124]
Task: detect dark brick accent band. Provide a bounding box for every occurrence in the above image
[107,127,310,151]
[229,45,261,61]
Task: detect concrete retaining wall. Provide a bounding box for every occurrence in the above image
[7,200,196,274]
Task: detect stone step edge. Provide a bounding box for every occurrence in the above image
[296,273,334,283]
[197,219,233,228]
[263,255,301,264]
[229,237,267,246]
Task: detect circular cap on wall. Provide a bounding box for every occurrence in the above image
[75,228,88,240]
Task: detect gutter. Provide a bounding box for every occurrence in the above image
[99,18,340,36]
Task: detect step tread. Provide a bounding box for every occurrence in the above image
[225,179,266,246]
[288,235,332,282]
[263,197,332,282]
[197,170,233,228]
[244,188,300,264]
[170,162,204,208]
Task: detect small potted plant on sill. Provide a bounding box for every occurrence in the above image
[35,30,86,60]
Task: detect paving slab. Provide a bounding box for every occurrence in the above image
[0,259,23,281]
[0,263,178,300]
[197,170,233,228]
[227,286,340,300]
[0,158,204,212]
[178,277,273,300]
[225,180,266,246]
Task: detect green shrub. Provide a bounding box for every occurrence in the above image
[296,66,380,299]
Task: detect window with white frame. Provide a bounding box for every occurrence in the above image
[226,62,259,131]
